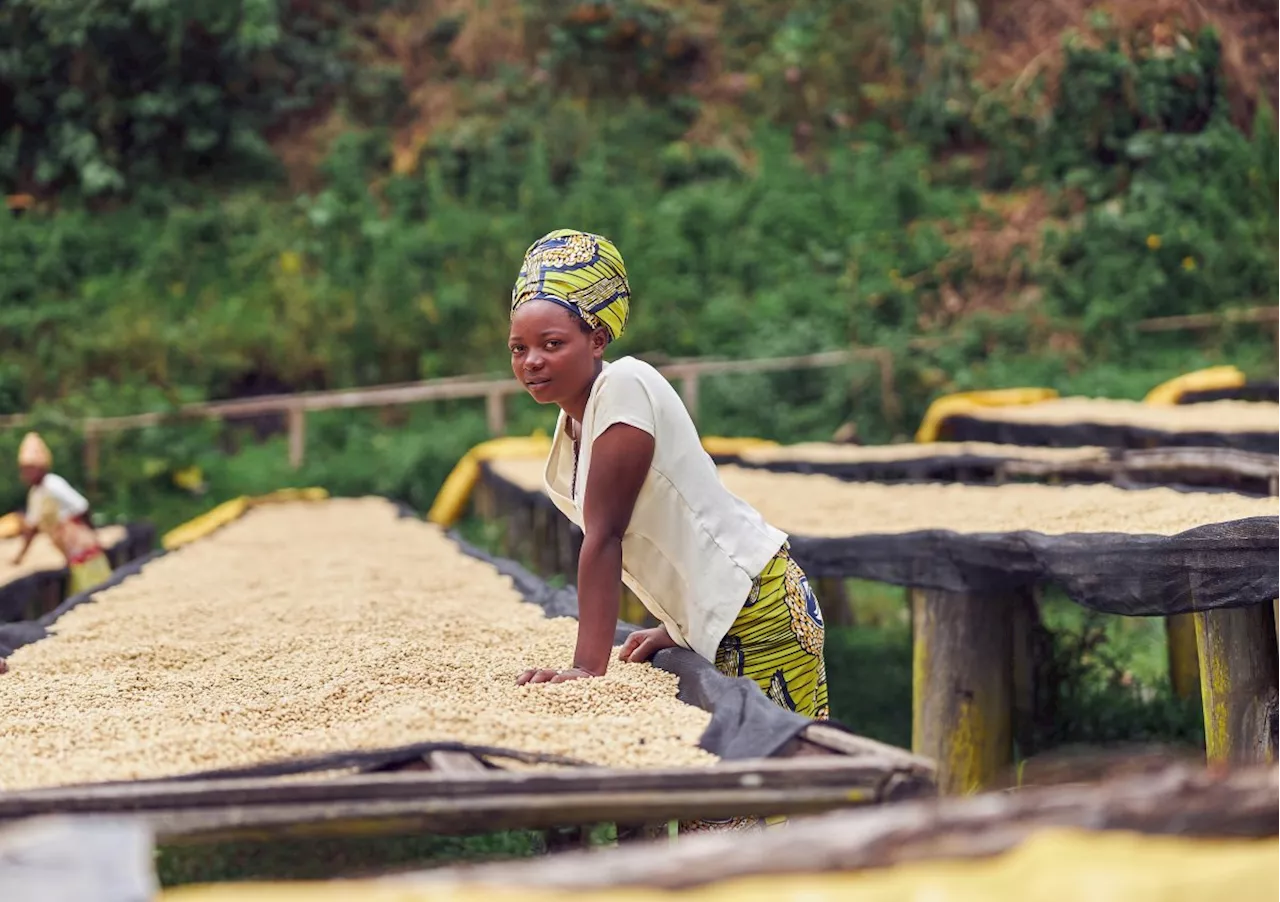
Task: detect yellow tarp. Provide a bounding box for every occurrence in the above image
[0,511,22,539]
[161,828,1279,902]
[915,388,1059,443]
[161,488,329,550]
[427,434,781,528]
[427,434,554,527]
[1144,365,1247,406]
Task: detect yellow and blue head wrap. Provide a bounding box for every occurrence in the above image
[510,229,630,342]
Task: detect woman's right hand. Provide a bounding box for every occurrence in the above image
[618,625,678,663]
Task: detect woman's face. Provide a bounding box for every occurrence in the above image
[509,300,607,407]
[19,465,45,487]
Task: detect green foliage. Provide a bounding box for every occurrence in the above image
[1035,595,1205,749]
[156,830,542,885]
[0,0,380,196]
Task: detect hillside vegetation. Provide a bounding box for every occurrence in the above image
[0,0,1275,523]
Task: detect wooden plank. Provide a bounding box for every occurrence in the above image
[679,373,700,425]
[0,347,909,431]
[427,752,487,775]
[0,816,157,902]
[1122,447,1279,480]
[1135,306,1278,333]
[912,587,1016,795]
[1194,604,1279,764]
[485,390,507,437]
[411,763,1279,891]
[798,724,926,762]
[0,757,930,821]
[130,786,883,844]
[286,407,306,469]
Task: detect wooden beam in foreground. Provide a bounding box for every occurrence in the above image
[406,763,1278,892]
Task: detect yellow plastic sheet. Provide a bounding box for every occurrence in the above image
[427,434,554,527]
[0,511,22,539]
[700,436,779,457]
[915,388,1059,443]
[427,434,781,528]
[1144,365,1247,406]
[161,828,1279,902]
[161,488,329,550]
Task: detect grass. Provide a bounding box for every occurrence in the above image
[156,831,545,886]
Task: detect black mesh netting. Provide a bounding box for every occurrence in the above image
[711,451,1115,485]
[0,501,820,761]
[1178,381,1279,405]
[940,415,1279,455]
[784,518,1278,617]
[0,522,155,627]
[479,468,1278,618]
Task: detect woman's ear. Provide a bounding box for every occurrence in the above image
[590,327,609,358]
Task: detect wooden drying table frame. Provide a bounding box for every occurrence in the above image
[475,463,1280,795]
[408,762,1278,892]
[715,444,1279,693]
[0,521,155,625]
[0,728,934,846]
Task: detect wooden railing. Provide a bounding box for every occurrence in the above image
[1,303,1271,484]
[0,345,917,482]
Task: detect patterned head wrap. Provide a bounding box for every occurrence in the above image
[510,229,630,342]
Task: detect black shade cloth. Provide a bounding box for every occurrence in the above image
[1178,381,1279,405]
[711,452,1116,486]
[786,517,1278,617]
[479,466,1278,618]
[940,415,1279,455]
[0,521,155,625]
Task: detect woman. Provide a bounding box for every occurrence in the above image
[510,229,829,724]
[12,432,112,596]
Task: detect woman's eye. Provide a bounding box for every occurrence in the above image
[545,340,561,350]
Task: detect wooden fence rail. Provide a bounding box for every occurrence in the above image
[0,346,914,481]
[0,303,1271,483]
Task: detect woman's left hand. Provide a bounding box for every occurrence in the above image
[516,666,596,686]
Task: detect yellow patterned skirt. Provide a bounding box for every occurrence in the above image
[68,549,113,597]
[683,542,828,833]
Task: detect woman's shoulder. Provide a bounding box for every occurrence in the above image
[601,355,660,382]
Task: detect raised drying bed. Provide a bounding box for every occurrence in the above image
[0,496,932,843]
[936,397,1279,454]
[480,457,1280,791]
[0,522,155,626]
[718,441,1279,496]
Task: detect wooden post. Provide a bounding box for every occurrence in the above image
[1194,604,1279,765]
[83,426,101,494]
[486,390,507,437]
[816,578,854,628]
[680,374,700,425]
[1009,591,1042,757]
[1165,613,1201,701]
[286,407,306,470]
[912,587,1016,795]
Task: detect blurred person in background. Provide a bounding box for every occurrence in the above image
[12,432,112,595]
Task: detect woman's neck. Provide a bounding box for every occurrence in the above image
[558,360,604,425]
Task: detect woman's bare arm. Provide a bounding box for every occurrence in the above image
[517,422,654,684]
